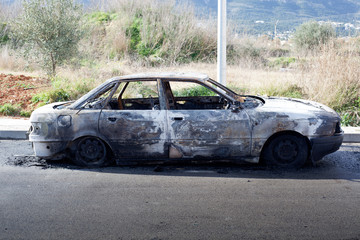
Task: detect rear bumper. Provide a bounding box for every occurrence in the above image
[310,131,344,162]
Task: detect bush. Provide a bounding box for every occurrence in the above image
[20,110,31,117]
[338,97,360,126]
[268,48,290,57]
[229,39,268,67]
[173,85,216,97]
[340,110,360,127]
[268,57,296,68]
[0,103,21,116]
[31,89,70,104]
[87,11,118,24]
[0,22,9,45]
[293,21,335,51]
[126,16,142,52]
[261,84,304,99]
[100,1,217,65]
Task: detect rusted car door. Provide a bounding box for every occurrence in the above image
[165,81,252,159]
[98,80,167,159]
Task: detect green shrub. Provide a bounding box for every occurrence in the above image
[239,44,263,59]
[261,84,304,99]
[173,85,216,97]
[269,57,296,68]
[232,42,268,66]
[0,22,9,45]
[87,11,117,24]
[340,111,360,127]
[337,97,360,126]
[31,89,70,104]
[72,82,92,97]
[126,16,142,52]
[0,103,21,116]
[293,21,335,51]
[20,110,31,118]
[120,3,217,64]
[269,48,290,57]
[332,86,360,112]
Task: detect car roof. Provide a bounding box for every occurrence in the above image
[106,72,210,83]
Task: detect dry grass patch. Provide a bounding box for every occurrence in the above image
[0,46,28,71]
[298,44,360,110]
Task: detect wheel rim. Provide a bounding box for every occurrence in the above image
[78,138,106,164]
[273,139,299,164]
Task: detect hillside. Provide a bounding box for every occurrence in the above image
[3,0,360,34]
[192,0,360,34]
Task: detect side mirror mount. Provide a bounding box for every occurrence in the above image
[231,105,241,112]
[230,101,243,112]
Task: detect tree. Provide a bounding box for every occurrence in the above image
[293,21,335,51]
[0,22,9,45]
[11,0,83,75]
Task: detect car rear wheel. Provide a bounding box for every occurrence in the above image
[72,137,109,167]
[262,134,309,168]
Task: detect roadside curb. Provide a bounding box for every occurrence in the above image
[343,127,360,143]
[0,130,29,140]
[0,118,30,140]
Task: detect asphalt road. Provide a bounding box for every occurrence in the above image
[0,140,359,240]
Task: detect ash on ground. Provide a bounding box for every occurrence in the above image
[6,155,48,168]
[5,155,76,169]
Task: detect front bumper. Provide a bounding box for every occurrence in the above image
[310,131,344,162]
[32,141,68,160]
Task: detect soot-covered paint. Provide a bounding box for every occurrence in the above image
[29,73,344,167]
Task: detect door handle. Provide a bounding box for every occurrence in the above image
[172,117,183,121]
[108,117,117,122]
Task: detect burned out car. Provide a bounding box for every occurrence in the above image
[29,72,343,168]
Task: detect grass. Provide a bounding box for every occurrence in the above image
[173,85,216,97]
[268,57,296,68]
[260,84,305,99]
[31,89,70,105]
[0,103,21,116]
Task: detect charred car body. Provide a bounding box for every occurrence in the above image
[29,73,343,167]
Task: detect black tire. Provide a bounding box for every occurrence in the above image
[72,137,109,167]
[262,134,309,168]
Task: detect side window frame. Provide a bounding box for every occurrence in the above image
[162,79,232,110]
[116,79,163,111]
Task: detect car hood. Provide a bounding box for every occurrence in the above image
[30,102,72,122]
[261,97,339,116]
[247,96,342,138]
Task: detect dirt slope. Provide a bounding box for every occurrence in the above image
[0,73,49,115]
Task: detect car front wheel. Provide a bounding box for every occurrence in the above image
[72,137,109,167]
[262,134,309,168]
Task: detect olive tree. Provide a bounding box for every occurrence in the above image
[293,21,335,51]
[11,0,83,75]
[0,4,10,45]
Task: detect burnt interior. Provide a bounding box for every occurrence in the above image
[108,98,160,110]
[172,96,227,109]
[103,79,230,110]
[107,96,227,110]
